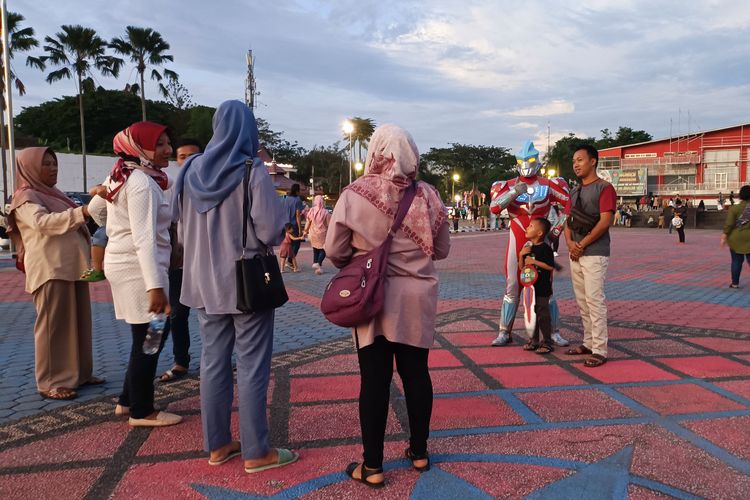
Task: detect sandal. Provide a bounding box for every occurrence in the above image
[523,341,539,351]
[208,442,242,466]
[245,448,299,474]
[345,462,385,489]
[39,388,77,400]
[565,345,593,356]
[80,269,106,282]
[405,447,431,472]
[159,366,188,383]
[535,344,554,354]
[81,376,106,386]
[584,354,607,367]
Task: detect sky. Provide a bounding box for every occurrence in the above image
[7,0,750,156]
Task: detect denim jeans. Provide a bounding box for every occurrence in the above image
[730,249,750,286]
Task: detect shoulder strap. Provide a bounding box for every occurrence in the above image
[241,160,267,256]
[387,180,417,239]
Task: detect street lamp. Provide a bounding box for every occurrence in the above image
[354,161,363,176]
[451,173,460,203]
[342,120,354,184]
[547,168,556,178]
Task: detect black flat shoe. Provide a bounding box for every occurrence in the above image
[405,447,431,472]
[345,462,385,489]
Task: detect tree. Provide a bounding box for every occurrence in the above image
[257,117,305,164]
[42,25,122,190]
[344,117,375,163]
[294,145,347,195]
[15,88,205,154]
[421,143,516,201]
[597,126,652,149]
[110,26,177,121]
[162,78,193,110]
[544,133,596,181]
[0,11,45,202]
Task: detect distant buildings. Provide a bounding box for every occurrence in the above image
[598,123,749,202]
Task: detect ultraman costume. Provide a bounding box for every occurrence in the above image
[489,141,570,346]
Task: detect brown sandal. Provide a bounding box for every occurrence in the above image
[584,354,607,367]
[565,345,593,356]
[523,341,539,351]
[39,388,77,400]
[81,376,106,386]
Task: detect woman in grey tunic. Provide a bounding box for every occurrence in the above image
[173,100,297,472]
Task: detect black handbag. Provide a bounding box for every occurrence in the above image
[568,186,600,236]
[236,160,289,313]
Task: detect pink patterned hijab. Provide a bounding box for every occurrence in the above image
[307,195,328,230]
[346,124,447,256]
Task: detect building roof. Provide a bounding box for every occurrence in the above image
[598,122,750,153]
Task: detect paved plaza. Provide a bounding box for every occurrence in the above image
[1,228,749,498]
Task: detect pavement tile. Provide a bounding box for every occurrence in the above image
[431,395,524,429]
[682,416,750,460]
[484,364,587,388]
[657,356,750,379]
[683,337,750,353]
[573,360,681,384]
[460,346,545,365]
[289,402,401,442]
[289,375,360,403]
[516,388,639,422]
[618,383,745,415]
[0,468,105,500]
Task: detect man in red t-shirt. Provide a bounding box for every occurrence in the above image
[563,145,617,368]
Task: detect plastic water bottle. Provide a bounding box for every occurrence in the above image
[143,313,167,355]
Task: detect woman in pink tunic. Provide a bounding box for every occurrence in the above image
[303,195,330,274]
[325,124,450,488]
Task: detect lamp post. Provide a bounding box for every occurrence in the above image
[451,173,460,204]
[354,161,363,177]
[342,120,354,184]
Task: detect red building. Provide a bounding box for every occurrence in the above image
[598,123,750,204]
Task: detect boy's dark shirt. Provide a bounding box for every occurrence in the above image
[527,242,555,297]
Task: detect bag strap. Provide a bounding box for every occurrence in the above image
[387,180,417,241]
[241,159,269,257]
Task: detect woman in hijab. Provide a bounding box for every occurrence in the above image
[325,124,451,488]
[7,147,102,400]
[88,121,181,427]
[303,195,330,274]
[174,100,297,472]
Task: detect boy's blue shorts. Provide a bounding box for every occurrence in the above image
[92,226,108,247]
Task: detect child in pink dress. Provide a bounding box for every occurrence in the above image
[279,223,305,272]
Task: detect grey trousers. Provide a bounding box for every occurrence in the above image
[198,309,274,459]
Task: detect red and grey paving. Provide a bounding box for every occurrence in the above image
[1,227,749,498]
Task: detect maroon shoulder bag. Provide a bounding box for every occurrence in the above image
[320,181,417,327]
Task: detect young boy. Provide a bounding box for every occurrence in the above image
[519,218,557,354]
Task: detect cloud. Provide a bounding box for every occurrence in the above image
[512,122,540,129]
[507,100,576,117]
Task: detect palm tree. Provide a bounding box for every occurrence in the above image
[0,11,45,202]
[110,26,177,121]
[343,117,376,163]
[42,25,122,190]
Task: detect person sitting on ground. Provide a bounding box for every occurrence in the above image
[279,223,305,272]
[520,218,556,354]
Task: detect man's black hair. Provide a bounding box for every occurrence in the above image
[176,138,203,152]
[533,217,552,236]
[740,185,750,201]
[289,184,300,196]
[575,144,599,167]
[675,199,683,206]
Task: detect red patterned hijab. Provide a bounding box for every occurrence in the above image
[346,124,447,256]
[105,121,170,201]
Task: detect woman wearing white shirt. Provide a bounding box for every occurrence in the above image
[90,121,181,427]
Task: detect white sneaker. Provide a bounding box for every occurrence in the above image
[312,263,320,269]
[492,332,512,346]
[551,332,570,347]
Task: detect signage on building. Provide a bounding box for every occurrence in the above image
[598,168,647,196]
